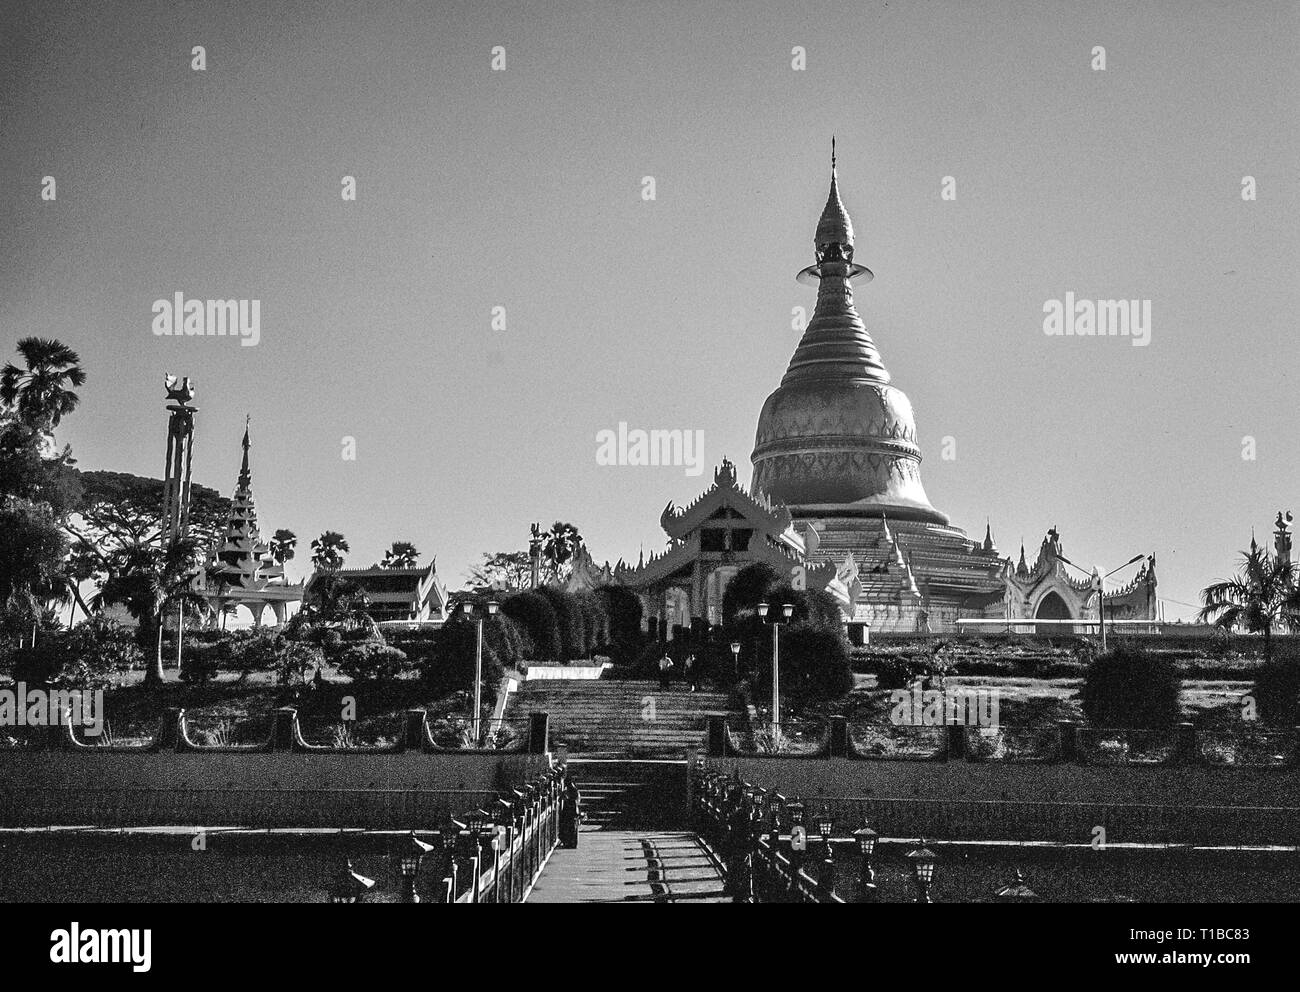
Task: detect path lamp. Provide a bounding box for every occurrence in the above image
[440,824,462,902]
[329,859,375,904]
[729,641,741,681]
[462,599,500,745]
[816,807,836,893]
[1056,553,1145,651]
[994,868,1039,903]
[397,832,436,903]
[852,822,879,900]
[768,797,784,841]
[907,842,938,903]
[755,602,795,734]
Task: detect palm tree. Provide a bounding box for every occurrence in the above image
[0,338,87,431]
[97,537,210,686]
[542,521,583,582]
[270,528,297,581]
[381,541,420,569]
[310,531,349,571]
[1199,539,1300,664]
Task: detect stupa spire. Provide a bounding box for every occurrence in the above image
[209,418,280,591]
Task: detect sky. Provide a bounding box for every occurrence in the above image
[2,1,1297,619]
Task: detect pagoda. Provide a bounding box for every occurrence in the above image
[205,419,302,626]
[750,147,1007,632]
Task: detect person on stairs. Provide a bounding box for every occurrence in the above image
[683,653,698,692]
[559,774,582,849]
[657,652,674,690]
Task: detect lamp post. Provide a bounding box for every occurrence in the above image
[1056,553,1145,651]
[907,842,938,903]
[440,824,462,903]
[815,806,836,894]
[729,640,741,682]
[852,822,879,901]
[756,602,794,733]
[462,599,500,745]
[328,859,375,904]
[396,831,435,903]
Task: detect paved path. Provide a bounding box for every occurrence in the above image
[527,828,728,903]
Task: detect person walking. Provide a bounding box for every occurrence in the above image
[657,652,674,690]
[559,774,582,849]
[683,653,698,692]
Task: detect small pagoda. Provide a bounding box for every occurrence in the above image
[204,419,303,626]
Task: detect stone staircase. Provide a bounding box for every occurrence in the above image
[563,758,690,831]
[508,678,739,757]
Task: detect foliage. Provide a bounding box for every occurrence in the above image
[1199,542,1300,663]
[310,530,349,571]
[301,572,372,630]
[0,419,82,517]
[10,616,141,688]
[1079,646,1182,729]
[541,521,582,582]
[419,617,505,701]
[0,337,86,431]
[269,529,297,572]
[537,586,585,659]
[467,550,532,591]
[500,591,561,660]
[721,562,781,624]
[0,499,69,609]
[278,642,327,686]
[380,541,420,568]
[1251,642,1300,726]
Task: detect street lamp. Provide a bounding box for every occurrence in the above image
[1057,553,1145,651]
[729,641,741,682]
[853,822,879,900]
[755,602,794,733]
[329,859,375,904]
[907,842,938,903]
[994,868,1039,903]
[462,599,500,744]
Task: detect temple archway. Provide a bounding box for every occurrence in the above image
[1034,591,1072,635]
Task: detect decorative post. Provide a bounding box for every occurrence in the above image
[161,374,197,543]
[529,522,543,589]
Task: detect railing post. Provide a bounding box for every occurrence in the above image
[1057,719,1079,764]
[707,716,728,756]
[270,707,302,752]
[828,715,849,758]
[528,712,549,754]
[403,710,428,751]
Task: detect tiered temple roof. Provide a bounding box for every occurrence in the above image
[208,422,280,592]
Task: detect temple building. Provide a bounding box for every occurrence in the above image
[306,563,450,625]
[608,150,1157,636]
[204,421,303,626]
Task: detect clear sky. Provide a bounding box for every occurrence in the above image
[2,1,1297,618]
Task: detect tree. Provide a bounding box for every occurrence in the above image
[310,531,349,571]
[381,541,420,569]
[96,537,211,686]
[1199,541,1300,664]
[541,521,583,582]
[301,572,374,633]
[0,499,69,638]
[0,417,82,516]
[500,591,562,660]
[270,529,297,578]
[0,337,86,431]
[467,550,532,590]
[721,562,781,624]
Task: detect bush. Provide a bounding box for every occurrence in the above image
[226,628,285,676]
[337,643,407,684]
[180,639,227,684]
[483,614,526,670]
[595,586,643,643]
[721,562,780,624]
[419,618,505,702]
[1252,653,1300,726]
[278,642,327,686]
[500,591,562,661]
[1079,646,1181,729]
[537,587,585,659]
[11,617,141,688]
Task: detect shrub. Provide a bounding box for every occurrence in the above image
[500,591,561,661]
[180,639,227,684]
[1079,646,1181,729]
[537,587,584,659]
[226,628,284,676]
[277,642,326,686]
[420,618,505,702]
[1252,653,1300,726]
[780,626,854,703]
[11,617,141,688]
[337,643,406,684]
[595,586,643,643]
[483,613,526,670]
[721,562,780,624]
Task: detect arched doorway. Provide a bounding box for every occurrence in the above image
[1034,591,1072,635]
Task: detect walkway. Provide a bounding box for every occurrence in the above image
[526,827,728,903]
